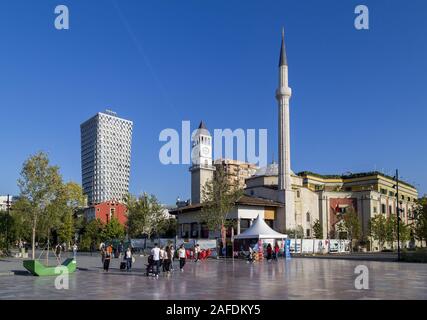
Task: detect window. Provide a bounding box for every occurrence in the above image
[306,229,311,238]
[306,212,310,222]
[380,188,387,195]
[297,190,300,198]
[389,205,393,214]
[389,191,395,197]
[381,204,386,214]
[373,206,377,213]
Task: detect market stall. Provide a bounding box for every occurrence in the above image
[234,215,288,259]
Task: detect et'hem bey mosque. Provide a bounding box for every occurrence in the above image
[170,29,419,243]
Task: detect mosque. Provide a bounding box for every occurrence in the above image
[170,30,419,242]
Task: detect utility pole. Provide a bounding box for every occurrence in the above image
[394,170,401,261]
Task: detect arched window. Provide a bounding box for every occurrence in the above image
[306,212,311,222]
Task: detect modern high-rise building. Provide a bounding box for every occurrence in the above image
[80,110,133,205]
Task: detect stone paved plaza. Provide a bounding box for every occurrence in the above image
[0,254,426,300]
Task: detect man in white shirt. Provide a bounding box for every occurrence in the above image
[194,244,200,262]
[151,244,161,277]
[178,244,186,272]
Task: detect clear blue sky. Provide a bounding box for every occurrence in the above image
[0,0,426,204]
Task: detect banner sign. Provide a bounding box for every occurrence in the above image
[285,239,291,259]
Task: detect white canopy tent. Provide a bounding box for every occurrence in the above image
[234,215,288,240]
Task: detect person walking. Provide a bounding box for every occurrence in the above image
[118,242,124,259]
[103,249,111,272]
[55,243,62,265]
[72,243,78,260]
[170,245,175,271]
[160,246,166,272]
[266,243,273,262]
[194,244,200,262]
[125,247,133,272]
[101,246,105,266]
[164,246,172,274]
[274,243,280,261]
[151,243,161,278]
[178,244,186,272]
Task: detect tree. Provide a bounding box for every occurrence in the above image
[57,209,74,246]
[158,218,178,238]
[398,220,411,245]
[81,218,104,251]
[0,210,8,253]
[57,182,86,246]
[285,225,304,239]
[17,152,63,259]
[312,219,323,239]
[369,214,387,251]
[342,209,361,250]
[385,215,396,249]
[412,197,427,246]
[200,165,243,235]
[9,197,32,244]
[102,218,125,242]
[125,193,166,238]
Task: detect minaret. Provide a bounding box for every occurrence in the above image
[275,28,295,229]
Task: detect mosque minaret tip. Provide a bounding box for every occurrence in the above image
[275,27,295,229]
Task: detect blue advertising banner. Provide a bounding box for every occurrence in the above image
[285,239,291,259]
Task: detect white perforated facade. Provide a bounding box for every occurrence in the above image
[80,110,133,205]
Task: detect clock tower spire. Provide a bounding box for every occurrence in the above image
[190,121,215,204]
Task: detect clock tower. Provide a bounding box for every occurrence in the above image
[190,121,215,204]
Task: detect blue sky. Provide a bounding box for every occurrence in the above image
[0,0,426,204]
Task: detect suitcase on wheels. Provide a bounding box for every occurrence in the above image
[120,262,126,270]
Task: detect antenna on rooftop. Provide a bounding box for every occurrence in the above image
[105,109,117,116]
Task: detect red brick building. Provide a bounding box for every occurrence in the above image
[84,200,128,226]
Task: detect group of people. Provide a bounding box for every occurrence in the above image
[53,242,78,263]
[246,243,281,263]
[266,243,280,262]
[148,243,189,277]
[98,242,206,276]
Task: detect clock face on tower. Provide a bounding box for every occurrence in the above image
[202,147,210,156]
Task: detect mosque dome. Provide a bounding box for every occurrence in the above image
[254,162,294,177]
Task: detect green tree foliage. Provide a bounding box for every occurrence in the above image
[200,165,243,233]
[102,217,125,242]
[369,214,387,250]
[125,193,166,238]
[285,225,304,238]
[312,219,323,239]
[385,215,396,249]
[0,210,8,252]
[158,218,178,238]
[57,182,86,246]
[17,152,63,259]
[10,198,33,243]
[370,212,412,251]
[81,218,104,251]
[412,197,427,246]
[16,152,86,258]
[342,209,361,244]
